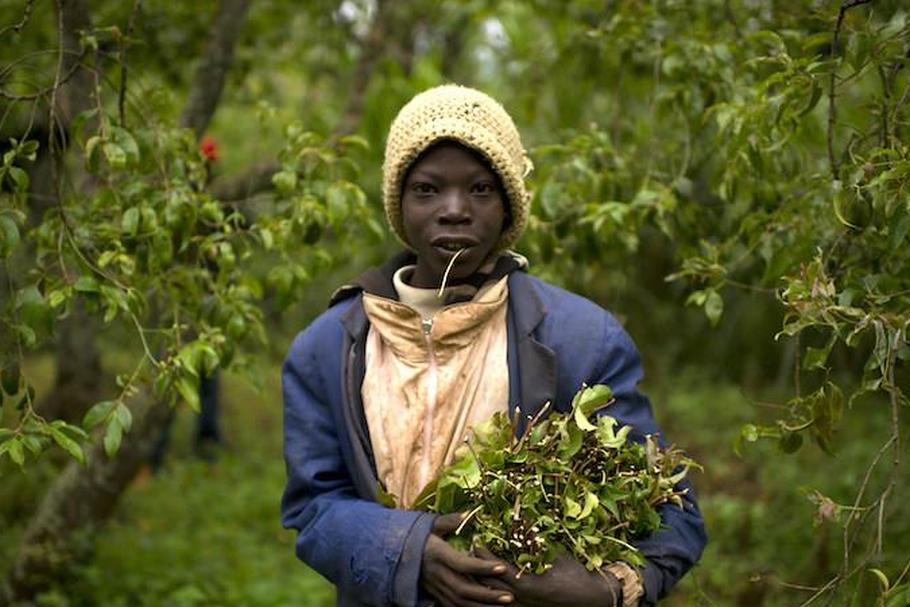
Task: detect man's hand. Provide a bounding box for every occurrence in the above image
[474,548,623,607]
[421,514,514,607]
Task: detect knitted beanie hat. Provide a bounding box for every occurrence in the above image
[382,84,533,251]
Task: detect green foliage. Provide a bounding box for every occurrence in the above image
[413,385,698,574]
[501,4,910,600]
[1,105,371,468]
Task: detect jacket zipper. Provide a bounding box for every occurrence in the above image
[419,317,437,491]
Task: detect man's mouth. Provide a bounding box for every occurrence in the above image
[437,242,467,252]
[431,237,477,254]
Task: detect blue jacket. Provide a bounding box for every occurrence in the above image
[281,267,707,606]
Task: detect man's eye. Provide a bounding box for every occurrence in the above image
[473,182,496,195]
[412,183,436,195]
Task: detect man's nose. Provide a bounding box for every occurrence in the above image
[439,189,471,223]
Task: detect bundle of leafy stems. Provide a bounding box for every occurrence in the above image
[408,385,699,576]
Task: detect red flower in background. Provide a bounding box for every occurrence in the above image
[200,135,219,162]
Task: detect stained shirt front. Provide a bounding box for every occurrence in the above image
[360,268,510,507]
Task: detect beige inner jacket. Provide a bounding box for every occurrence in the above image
[361,271,510,508]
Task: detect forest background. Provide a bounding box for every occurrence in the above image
[1,0,909,605]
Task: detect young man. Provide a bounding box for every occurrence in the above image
[281,85,706,607]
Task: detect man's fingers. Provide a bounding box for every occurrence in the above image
[432,512,467,536]
[425,564,513,606]
[426,536,507,577]
[472,546,503,562]
[447,573,514,605]
[476,575,514,593]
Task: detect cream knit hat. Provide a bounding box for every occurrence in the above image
[382,84,532,251]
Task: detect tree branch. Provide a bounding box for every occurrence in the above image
[337,0,391,137]
[118,0,143,127]
[179,0,252,138]
[827,0,874,180]
[209,159,280,202]
[0,0,36,38]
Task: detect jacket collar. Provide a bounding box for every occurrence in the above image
[506,271,547,337]
[337,250,528,339]
[506,272,557,432]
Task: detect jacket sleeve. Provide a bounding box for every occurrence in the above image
[594,314,708,606]
[280,325,436,607]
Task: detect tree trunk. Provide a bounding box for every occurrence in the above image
[338,0,418,136]
[210,0,423,203]
[37,301,104,424]
[2,393,174,605]
[179,0,252,137]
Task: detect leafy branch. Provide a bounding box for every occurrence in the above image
[412,385,699,575]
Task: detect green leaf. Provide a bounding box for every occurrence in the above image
[537,181,563,220]
[21,434,44,454]
[121,207,140,237]
[574,384,613,417]
[18,139,39,160]
[869,568,890,593]
[564,495,582,518]
[704,290,723,326]
[887,211,910,254]
[735,424,759,456]
[558,423,584,458]
[83,400,118,429]
[2,362,20,395]
[176,375,200,412]
[50,426,85,464]
[114,403,133,432]
[8,167,29,191]
[272,170,297,196]
[447,452,481,488]
[803,335,836,371]
[110,126,140,164]
[74,275,100,293]
[884,583,910,607]
[7,438,25,465]
[71,109,98,142]
[84,135,102,170]
[16,286,52,335]
[778,431,803,454]
[258,227,274,250]
[103,421,122,457]
[376,483,399,508]
[326,183,348,219]
[574,404,597,432]
[0,215,20,258]
[339,134,369,150]
[579,491,599,519]
[799,81,822,117]
[103,142,127,169]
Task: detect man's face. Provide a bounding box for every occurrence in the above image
[401,142,507,288]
